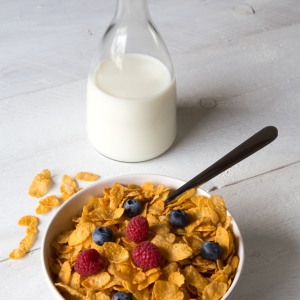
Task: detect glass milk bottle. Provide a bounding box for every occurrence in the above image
[87,0,176,162]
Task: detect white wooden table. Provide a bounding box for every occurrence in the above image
[1,0,300,299]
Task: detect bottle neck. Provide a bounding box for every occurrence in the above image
[115,0,150,20]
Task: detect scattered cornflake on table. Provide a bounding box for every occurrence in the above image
[75,172,99,182]
[36,195,60,214]
[11,170,100,260]
[60,174,81,202]
[9,215,39,259]
[28,169,51,198]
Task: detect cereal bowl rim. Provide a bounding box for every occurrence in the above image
[41,173,244,300]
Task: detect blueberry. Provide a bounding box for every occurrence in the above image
[200,241,223,260]
[123,199,142,218]
[111,292,132,300]
[169,210,190,227]
[92,226,113,246]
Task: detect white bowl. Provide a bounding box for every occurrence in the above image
[41,174,244,300]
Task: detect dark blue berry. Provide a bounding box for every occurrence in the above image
[200,241,223,260]
[169,210,190,227]
[112,292,132,300]
[123,199,142,218]
[92,226,113,246]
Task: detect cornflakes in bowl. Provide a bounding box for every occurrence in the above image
[41,174,244,300]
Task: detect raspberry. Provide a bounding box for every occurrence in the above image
[74,249,104,276]
[132,241,161,269]
[125,216,149,243]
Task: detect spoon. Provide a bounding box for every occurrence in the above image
[165,126,278,204]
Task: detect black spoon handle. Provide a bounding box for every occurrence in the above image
[165,126,278,204]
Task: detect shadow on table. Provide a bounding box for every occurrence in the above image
[228,230,299,299]
[170,101,235,150]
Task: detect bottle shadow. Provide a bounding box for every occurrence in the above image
[167,100,233,153]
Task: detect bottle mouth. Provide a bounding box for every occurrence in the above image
[115,0,150,19]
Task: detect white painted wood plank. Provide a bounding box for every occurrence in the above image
[1,0,300,100]
[0,249,50,299]
[215,162,300,300]
[174,22,300,106]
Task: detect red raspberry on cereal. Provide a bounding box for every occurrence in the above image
[74,249,104,276]
[125,215,149,243]
[132,241,161,269]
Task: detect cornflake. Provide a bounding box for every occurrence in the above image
[50,182,239,300]
[60,174,81,202]
[9,216,39,259]
[36,195,60,214]
[28,169,51,198]
[75,172,99,182]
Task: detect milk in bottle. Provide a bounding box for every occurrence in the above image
[87,53,176,162]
